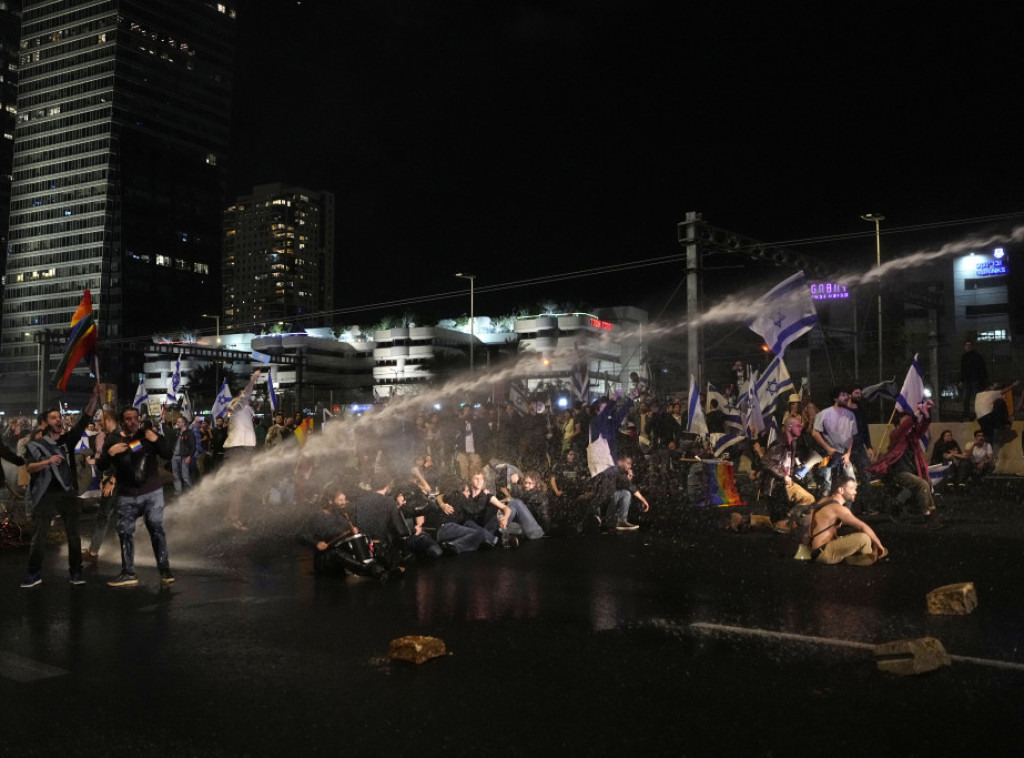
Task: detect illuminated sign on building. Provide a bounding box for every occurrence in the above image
[975,260,1008,277]
[809,282,850,300]
[588,317,613,331]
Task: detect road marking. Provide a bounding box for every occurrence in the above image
[0,651,69,682]
[689,621,1024,673]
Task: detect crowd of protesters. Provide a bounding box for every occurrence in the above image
[3,359,1022,585]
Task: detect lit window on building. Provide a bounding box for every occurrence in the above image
[977,330,1008,342]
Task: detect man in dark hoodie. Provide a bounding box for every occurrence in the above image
[99,406,174,587]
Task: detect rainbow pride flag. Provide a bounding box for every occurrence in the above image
[293,417,313,446]
[704,459,744,506]
[52,290,98,391]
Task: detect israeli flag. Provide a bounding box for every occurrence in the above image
[711,431,744,457]
[897,353,926,413]
[180,389,195,422]
[211,379,232,419]
[132,378,149,412]
[707,383,743,431]
[746,373,765,437]
[754,354,794,417]
[686,374,708,434]
[746,271,819,357]
[928,462,951,484]
[267,371,278,412]
[169,351,182,397]
[571,362,590,403]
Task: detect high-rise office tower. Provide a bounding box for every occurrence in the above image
[223,183,335,331]
[1,0,235,384]
[0,1,21,283]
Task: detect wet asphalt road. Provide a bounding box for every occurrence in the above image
[2,484,1024,757]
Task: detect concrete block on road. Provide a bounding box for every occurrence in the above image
[926,582,978,615]
[389,635,447,664]
[873,636,951,676]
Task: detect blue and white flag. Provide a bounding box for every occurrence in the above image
[746,271,818,357]
[896,353,926,413]
[571,362,590,403]
[169,351,182,397]
[132,378,149,412]
[928,462,951,485]
[754,354,794,417]
[267,371,278,412]
[711,431,744,457]
[74,431,91,453]
[211,379,232,419]
[706,382,728,413]
[180,389,195,423]
[686,374,708,434]
[707,382,743,431]
[746,373,765,437]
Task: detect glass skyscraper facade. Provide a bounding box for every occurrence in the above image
[1,0,234,381]
[0,1,21,284]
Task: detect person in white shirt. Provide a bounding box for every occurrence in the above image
[224,369,261,530]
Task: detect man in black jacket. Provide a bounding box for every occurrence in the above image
[98,406,174,587]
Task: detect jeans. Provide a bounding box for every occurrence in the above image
[28,489,81,573]
[88,490,118,554]
[171,455,193,494]
[605,489,632,524]
[484,498,545,540]
[817,455,855,495]
[405,531,443,559]
[585,489,633,525]
[437,521,491,553]
[116,489,170,573]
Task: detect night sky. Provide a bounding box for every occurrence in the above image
[228,1,1024,323]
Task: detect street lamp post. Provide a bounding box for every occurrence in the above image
[861,213,885,391]
[455,273,476,372]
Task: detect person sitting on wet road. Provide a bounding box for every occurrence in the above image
[586,453,651,533]
[868,399,938,521]
[965,429,995,482]
[930,429,969,485]
[352,476,410,567]
[298,487,388,579]
[759,415,816,533]
[431,479,498,554]
[804,476,887,565]
[504,469,551,534]
[394,490,443,560]
[466,470,543,548]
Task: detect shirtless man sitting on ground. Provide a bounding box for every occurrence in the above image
[807,476,888,565]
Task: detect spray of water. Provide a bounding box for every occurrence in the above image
[160,225,1024,566]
